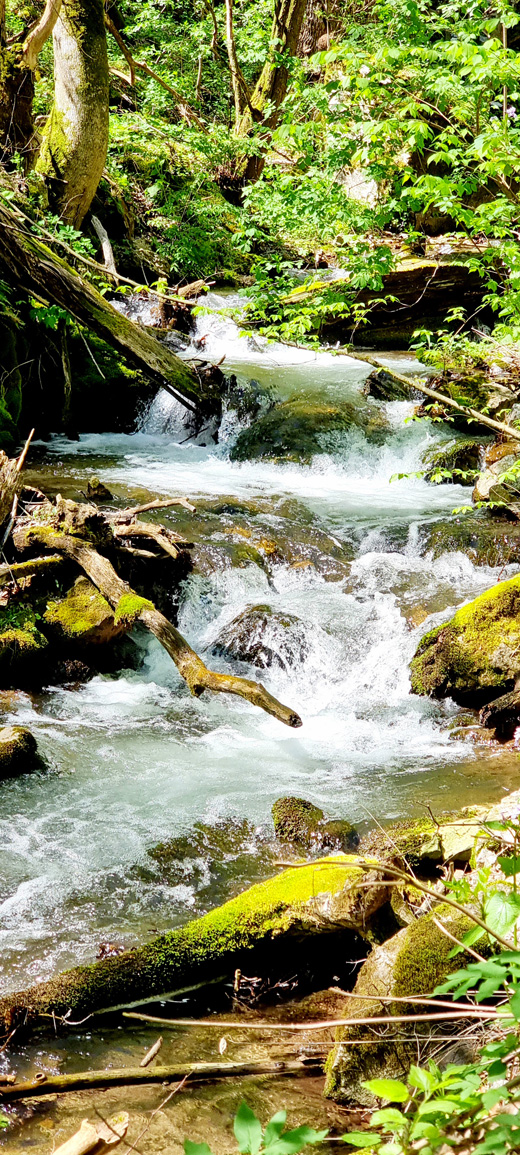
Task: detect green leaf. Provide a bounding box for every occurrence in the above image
[483,891,520,937]
[482,1086,507,1110]
[416,1098,461,1117]
[363,1079,409,1102]
[371,1109,406,1128]
[340,1135,382,1149]
[263,1112,287,1148]
[234,1104,263,1155]
[184,1143,213,1155]
[498,855,520,877]
[510,986,520,1021]
[265,1127,328,1155]
[407,1065,437,1093]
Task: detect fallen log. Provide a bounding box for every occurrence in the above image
[0,201,214,415]
[0,1058,322,1102]
[0,857,385,1037]
[13,521,300,726]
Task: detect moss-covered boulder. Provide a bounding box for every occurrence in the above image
[0,599,49,685]
[211,605,309,670]
[43,577,125,647]
[230,396,386,462]
[422,437,481,483]
[362,368,412,402]
[272,797,359,852]
[410,575,520,705]
[420,513,520,567]
[0,725,45,779]
[325,906,479,1105]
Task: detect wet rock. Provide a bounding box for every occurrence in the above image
[421,513,520,567]
[211,604,309,671]
[422,437,481,482]
[0,725,45,779]
[225,375,273,423]
[324,906,480,1104]
[272,797,359,852]
[86,476,114,501]
[410,574,520,705]
[230,396,386,462]
[473,453,520,502]
[362,368,412,402]
[147,817,277,902]
[43,576,125,647]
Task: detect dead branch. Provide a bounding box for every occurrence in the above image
[140,1036,163,1067]
[91,215,117,277]
[1,1058,321,1101]
[105,14,206,130]
[54,1111,128,1154]
[13,520,302,727]
[0,553,63,584]
[22,0,63,71]
[112,521,190,559]
[116,496,196,519]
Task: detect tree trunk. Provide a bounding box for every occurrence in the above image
[0,200,212,415]
[237,0,308,182]
[36,0,109,225]
[0,46,35,162]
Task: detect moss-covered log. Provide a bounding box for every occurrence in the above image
[0,201,213,414]
[0,857,385,1035]
[36,0,109,226]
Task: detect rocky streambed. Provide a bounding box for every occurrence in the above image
[2,298,520,1147]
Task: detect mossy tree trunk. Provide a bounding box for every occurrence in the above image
[237,0,308,183]
[36,0,109,226]
[0,0,64,165]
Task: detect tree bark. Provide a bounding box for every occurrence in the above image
[225,0,244,128]
[237,0,308,182]
[36,0,109,225]
[0,200,213,415]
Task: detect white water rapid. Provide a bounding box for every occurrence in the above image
[0,296,518,994]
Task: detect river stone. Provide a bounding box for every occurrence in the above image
[0,725,45,779]
[43,576,125,647]
[230,396,387,462]
[324,906,479,1105]
[422,437,481,482]
[211,604,309,670]
[362,367,412,402]
[410,574,520,705]
[473,454,520,502]
[420,513,520,567]
[272,796,359,852]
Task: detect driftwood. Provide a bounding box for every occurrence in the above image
[140,1035,163,1067]
[0,201,215,415]
[13,502,301,727]
[1,1058,321,1101]
[112,520,188,559]
[0,553,64,584]
[54,1112,129,1154]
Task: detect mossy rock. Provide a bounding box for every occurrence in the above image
[362,368,412,403]
[325,906,480,1105]
[421,514,520,567]
[211,605,309,670]
[44,577,125,647]
[410,574,520,705]
[0,599,49,685]
[0,855,388,1032]
[272,796,359,852]
[230,395,387,462]
[0,725,45,779]
[422,437,481,483]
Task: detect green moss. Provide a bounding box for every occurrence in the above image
[0,601,48,680]
[410,574,520,701]
[230,396,386,462]
[44,577,119,644]
[391,906,474,1002]
[272,796,324,844]
[114,593,154,627]
[0,857,367,1027]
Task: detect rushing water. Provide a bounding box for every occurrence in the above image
[1,297,519,1000]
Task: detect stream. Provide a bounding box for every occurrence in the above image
[1,297,520,1147]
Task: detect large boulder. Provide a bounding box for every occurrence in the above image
[410,575,520,705]
[230,396,386,462]
[211,604,309,670]
[422,437,482,483]
[0,725,45,779]
[324,906,478,1105]
[272,796,359,852]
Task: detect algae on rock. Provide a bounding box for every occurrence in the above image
[272,796,359,852]
[0,725,45,779]
[410,574,520,704]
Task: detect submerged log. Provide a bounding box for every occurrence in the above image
[0,857,385,1037]
[0,201,216,415]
